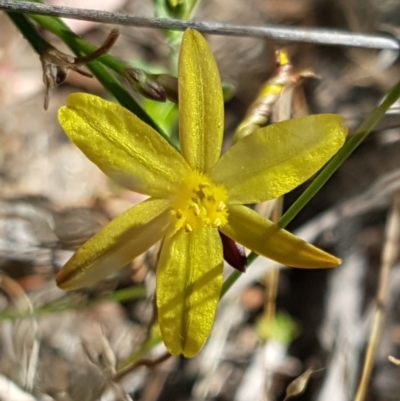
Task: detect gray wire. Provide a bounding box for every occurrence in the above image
[1,0,400,51]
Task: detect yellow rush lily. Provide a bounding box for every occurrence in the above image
[57,29,347,357]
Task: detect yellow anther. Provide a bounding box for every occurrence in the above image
[276,49,289,66]
[212,218,221,228]
[192,203,200,216]
[171,170,229,232]
[217,201,226,211]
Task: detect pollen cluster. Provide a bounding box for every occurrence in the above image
[171,171,229,232]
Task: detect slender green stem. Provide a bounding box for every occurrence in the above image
[34,19,163,133]
[8,11,49,54]
[0,285,146,321]
[16,0,124,73]
[117,326,162,370]
[220,270,241,297]
[9,0,168,138]
[106,285,146,303]
[278,82,400,228]
[222,79,400,296]
[29,12,125,73]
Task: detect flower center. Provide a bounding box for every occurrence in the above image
[171,171,229,232]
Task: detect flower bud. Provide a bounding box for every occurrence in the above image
[123,68,167,102]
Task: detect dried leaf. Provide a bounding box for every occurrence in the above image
[0,275,39,392]
[283,367,314,401]
[388,355,400,366]
[40,29,119,110]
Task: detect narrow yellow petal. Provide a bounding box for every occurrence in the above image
[59,93,189,198]
[220,205,340,268]
[157,226,223,357]
[179,29,224,172]
[211,114,347,204]
[57,198,171,290]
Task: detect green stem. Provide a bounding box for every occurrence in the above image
[277,83,400,228]
[9,0,168,139]
[222,79,400,296]
[37,21,162,133]
[29,12,125,73]
[16,0,124,74]
[0,285,146,321]
[8,11,49,54]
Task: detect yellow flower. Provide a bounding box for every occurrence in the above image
[57,29,347,357]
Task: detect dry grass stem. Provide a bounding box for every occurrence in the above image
[354,190,400,401]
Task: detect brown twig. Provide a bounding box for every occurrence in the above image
[354,190,400,401]
[114,353,171,382]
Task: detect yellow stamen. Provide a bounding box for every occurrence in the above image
[172,170,229,232]
[192,203,201,216]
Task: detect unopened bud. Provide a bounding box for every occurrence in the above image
[154,74,178,103]
[220,232,247,273]
[123,68,167,102]
[165,0,199,19]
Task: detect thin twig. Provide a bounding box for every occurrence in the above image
[114,353,171,382]
[1,0,400,50]
[354,190,400,401]
[261,199,283,332]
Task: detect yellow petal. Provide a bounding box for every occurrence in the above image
[57,198,171,290]
[211,114,347,204]
[178,29,224,172]
[59,93,189,198]
[157,226,223,357]
[220,205,340,268]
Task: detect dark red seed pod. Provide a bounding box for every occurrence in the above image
[219,231,247,273]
